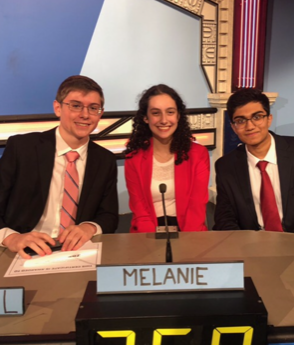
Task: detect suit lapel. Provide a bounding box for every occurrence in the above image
[141,144,153,207]
[77,141,98,219]
[235,146,258,222]
[37,129,56,204]
[275,135,293,213]
[174,156,188,215]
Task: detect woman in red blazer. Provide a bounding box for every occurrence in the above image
[125,84,210,232]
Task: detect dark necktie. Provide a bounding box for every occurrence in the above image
[256,161,283,232]
[60,151,80,232]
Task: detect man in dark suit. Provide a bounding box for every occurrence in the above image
[213,88,294,231]
[0,75,118,258]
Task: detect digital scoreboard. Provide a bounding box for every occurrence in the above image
[75,277,267,345]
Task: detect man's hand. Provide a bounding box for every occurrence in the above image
[3,232,56,259]
[58,223,96,251]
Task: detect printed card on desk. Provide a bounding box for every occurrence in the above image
[4,241,102,278]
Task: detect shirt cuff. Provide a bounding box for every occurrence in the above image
[0,228,19,247]
[79,222,102,236]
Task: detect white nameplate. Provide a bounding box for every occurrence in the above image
[0,287,25,315]
[96,262,244,294]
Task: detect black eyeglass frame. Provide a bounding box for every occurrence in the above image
[232,114,269,128]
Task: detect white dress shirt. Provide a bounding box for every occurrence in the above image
[246,134,283,229]
[0,127,101,245]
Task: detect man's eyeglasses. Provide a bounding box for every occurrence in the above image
[232,114,269,129]
[62,101,102,116]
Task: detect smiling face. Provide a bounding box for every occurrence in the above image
[231,101,273,156]
[144,94,179,144]
[53,90,103,148]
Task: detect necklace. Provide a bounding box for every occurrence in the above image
[154,150,173,163]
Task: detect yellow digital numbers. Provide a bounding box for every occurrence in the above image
[97,330,136,345]
[152,328,192,345]
[211,326,254,345]
[97,326,253,345]
[97,328,191,345]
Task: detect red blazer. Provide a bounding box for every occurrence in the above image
[125,141,210,232]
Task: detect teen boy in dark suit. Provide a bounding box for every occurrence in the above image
[214,88,294,232]
[0,75,118,258]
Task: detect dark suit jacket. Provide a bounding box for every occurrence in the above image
[213,132,294,232]
[0,128,118,234]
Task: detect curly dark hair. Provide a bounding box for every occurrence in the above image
[125,84,193,165]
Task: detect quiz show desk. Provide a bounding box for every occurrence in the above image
[1,230,294,344]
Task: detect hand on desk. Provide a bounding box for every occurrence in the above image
[3,232,56,259]
[3,223,96,259]
[57,223,96,252]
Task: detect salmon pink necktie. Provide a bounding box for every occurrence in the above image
[257,161,283,232]
[60,151,79,232]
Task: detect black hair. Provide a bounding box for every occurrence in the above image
[227,88,270,122]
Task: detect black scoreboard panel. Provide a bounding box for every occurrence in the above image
[75,277,267,345]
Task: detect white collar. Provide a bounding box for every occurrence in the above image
[246,133,277,167]
[55,127,88,161]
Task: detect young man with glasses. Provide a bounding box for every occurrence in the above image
[213,88,294,232]
[0,75,118,258]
